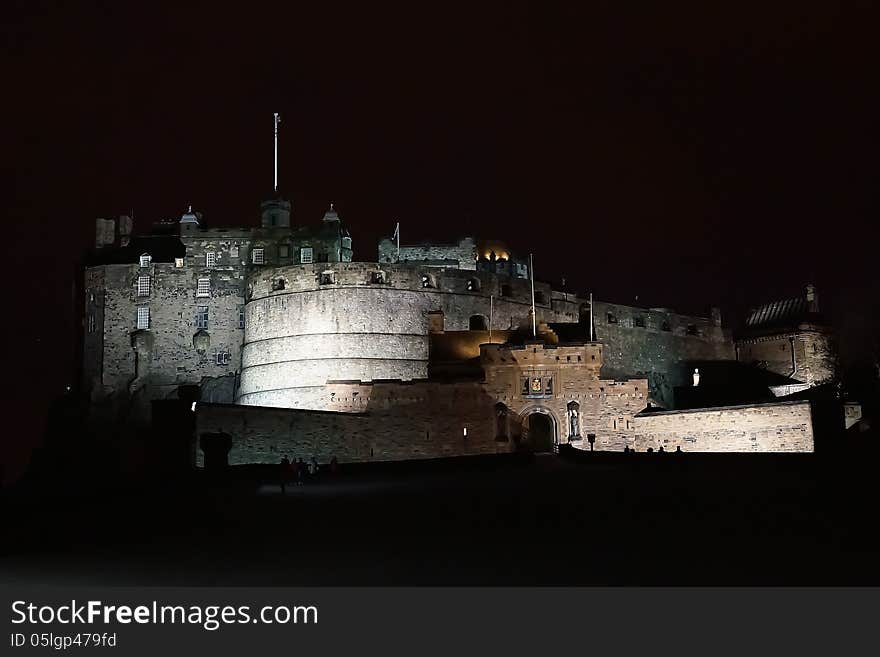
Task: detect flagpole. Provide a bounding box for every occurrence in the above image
[489,294,494,342]
[396,222,400,262]
[589,291,594,341]
[529,253,536,338]
[273,112,280,192]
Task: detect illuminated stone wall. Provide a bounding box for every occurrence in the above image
[196,380,507,466]
[631,401,814,452]
[736,329,836,386]
[377,236,477,269]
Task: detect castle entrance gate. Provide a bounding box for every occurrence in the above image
[524,412,556,453]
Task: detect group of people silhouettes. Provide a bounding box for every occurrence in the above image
[279,455,339,493]
[623,445,683,454]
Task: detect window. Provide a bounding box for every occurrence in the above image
[342,236,352,250]
[421,274,437,289]
[607,312,618,324]
[320,271,336,285]
[195,306,209,329]
[215,352,231,366]
[272,278,286,291]
[230,245,240,259]
[535,291,547,305]
[139,254,151,267]
[137,276,150,297]
[175,257,185,268]
[279,244,290,259]
[661,320,671,332]
[466,278,481,291]
[197,278,210,297]
[469,315,488,330]
[238,305,245,329]
[87,313,96,333]
[252,248,264,264]
[206,251,216,268]
[136,306,150,329]
[686,324,699,336]
[521,378,530,395]
[370,271,386,284]
[544,377,553,395]
[300,247,314,264]
[634,316,645,328]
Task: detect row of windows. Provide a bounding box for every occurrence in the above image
[135,305,246,330]
[137,276,212,298]
[605,311,699,335]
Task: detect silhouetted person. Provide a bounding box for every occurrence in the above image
[623,446,629,453]
[279,456,290,494]
[330,455,339,475]
[647,447,654,454]
[658,445,665,453]
[297,458,305,485]
[675,445,682,454]
[309,457,318,477]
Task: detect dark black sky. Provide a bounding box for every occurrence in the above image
[3,1,878,479]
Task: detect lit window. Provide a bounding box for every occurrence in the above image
[136,306,150,329]
[175,257,185,268]
[195,306,209,329]
[467,278,480,291]
[206,251,216,268]
[300,247,314,264]
[197,278,210,297]
[421,274,436,289]
[238,305,245,329]
[230,245,240,258]
[371,271,386,284]
[139,254,151,267]
[252,248,264,265]
[137,276,151,297]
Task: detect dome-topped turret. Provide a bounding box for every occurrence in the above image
[180,205,199,225]
[322,202,340,222]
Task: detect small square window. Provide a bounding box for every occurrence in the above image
[197,278,211,297]
[175,257,185,268]
[139,254,151,267]
[195,306,209,329]
[371,271,386,284]
[607,312,618,324]
[238,305,245,330]
[320,272,336,285]
[215,352,231,366]
[206,251,217,268]
[252,248,264,265]
[137,276,150,297]
[300,247,314,264]
[634,316,645,328]
[136,306,150,329]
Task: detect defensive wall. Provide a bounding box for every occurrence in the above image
[631,400,814,452]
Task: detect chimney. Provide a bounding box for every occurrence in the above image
[95,217,116,248]
[806,284,819,313]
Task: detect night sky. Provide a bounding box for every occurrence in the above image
[3,2,878,480]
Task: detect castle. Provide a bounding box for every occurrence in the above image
[83,185,836,464]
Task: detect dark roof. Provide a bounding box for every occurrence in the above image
[740,295,824,336]
[85,234,186,266]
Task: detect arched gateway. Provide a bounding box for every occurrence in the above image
[519,407,559,453]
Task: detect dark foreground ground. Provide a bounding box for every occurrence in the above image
[2,449,879,585]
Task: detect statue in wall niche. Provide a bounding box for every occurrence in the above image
[692,368,700,387]
[567,402,580,438]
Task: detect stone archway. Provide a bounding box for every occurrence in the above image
[518,406,559,453]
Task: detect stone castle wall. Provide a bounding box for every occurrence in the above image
[237,262,567,409]
[197,380,509,466]
[736,329,835,386]
[632,401,814,452]
[377,236,477,269]
[591,301,734,406]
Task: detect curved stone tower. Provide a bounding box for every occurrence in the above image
[236,262,570,409]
